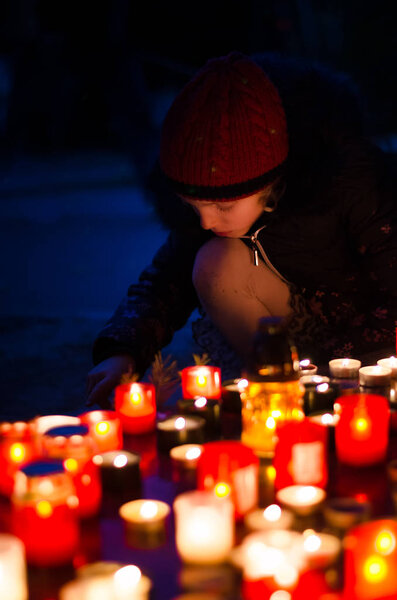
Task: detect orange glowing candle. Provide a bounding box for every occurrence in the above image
[114,382,156,434]
[181,366,221,400]
[0,422,38,497]
[79,410,123,452]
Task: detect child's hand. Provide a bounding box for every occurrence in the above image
[86,355,136,408]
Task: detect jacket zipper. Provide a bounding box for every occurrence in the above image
[241,225,290,284]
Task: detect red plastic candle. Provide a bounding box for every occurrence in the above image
[334,394,390,466]
[181,365,221,400]
[274,419,328,490]
[344,519,397,600]
[11,460,79,566]
[79,410,123,452]
[41,425,102,518]
[197,440,259,519]
[114,382,156,434]
[0,421,38,497]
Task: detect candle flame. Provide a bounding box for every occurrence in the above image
[303,533,322,553]
[375,530,396,555]
[321,413,334,425]
[95,421,110,435]
[266,416,276,430]
[64,458,78,473]
[266,465,277,482]
[140,501,158,519]
[175,417,186,430]
[316,383,329,393]
[237,378,249,390]
[194,396,207,408]
[196,373,207,386]
[185,447,201,460]
[114,565,141,591]
[355,417,369,432]
[113,454,128,468]
[296,486,318,503]
[214,482,231,498]
[342,359,350,366]
[36,500,53,518]
[9,443,26,463]
[263,504,281,522]
[130,391,142,405]
[363,555,388,583]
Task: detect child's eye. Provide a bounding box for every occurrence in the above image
[217,204,233,212]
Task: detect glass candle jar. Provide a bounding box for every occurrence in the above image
[80,410,123,452]
[0,421,38,497]
[0,533,28,600]
[114,382,156,435]
[11,460,79,566]
[181,366,221,400]
[41,424,102,517]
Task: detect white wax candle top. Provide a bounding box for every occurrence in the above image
[92,450,139,468]
[119,499,170,525]
[157,416,203,431]
[170,444,203,463]
[276,485,326,508]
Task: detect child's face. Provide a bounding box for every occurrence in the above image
[181,191,267,238]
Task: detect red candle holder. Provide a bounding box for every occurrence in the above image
[344,519,397,600]
[181,365,221,400]
[41,425,102,518]
[114,382,156,435]
[11,460,80,566]
[334,394,390,466]
[196,440,259,519]
[79,410,123,452]
[273,418,328,490]
[0,421,38,497]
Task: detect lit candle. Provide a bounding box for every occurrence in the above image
[11,460,79,566]
[323,497,371,531]
[299,359,318,376]
[156,415,205,453]
[302,529,341,569]
[173,490,234,564]
[93,450,141,494]
[273,419,328,490]
[301,380,338,415]
[334,394,390,466]
[344,519,397,600]
[119,499,170,533]
[299,375,330,386]
[221,378,248,413]
[276,485,326,516]
[244,504,294,532]
[176,397,221,434]
[42,425,102,518]
[31,414,81,435]
[358,365,392,387]
[0,421,38,497]
[377,356,397,378]
[181,366,221,400]
[329,358,361,379]
[114,382,156,435]
[170,444,203,469]
[0,534,28,600]
[196,440,259,519]
[60,565,152,600]
[80,410,123,452]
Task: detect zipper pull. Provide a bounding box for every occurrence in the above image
[250,234,259,266]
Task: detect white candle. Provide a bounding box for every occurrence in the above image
[329,358,361,379]
[119,499,170,531]
[359,365,392,387]
[302,529,341,569]
[173,490,234,564]
[377,357,397,378]
[170,444,203,468]
[300,375,330,386]
[299,359,318,376]
[32,415,81,434]
[0,534,28,600]
[308,412,339,427]
[244,504,294,531]
[276,485,326,516]
[60,565,152,600]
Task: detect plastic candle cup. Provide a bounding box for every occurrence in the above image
[170,444,203,469]
[334,394,390,466]
[181,366,221,400]
[41,424,102,518]
[119,499,170,548]
[244,504,294,532]
[302,529,341,569]
[377,356,397,378]
[299,359,318,376]
[276,485,326,516]
[328,358,361,379]
[344,519,397,600]
[0,421,38,497]
[11,460,79,566]
[221,378,248,413]
[60,565,152,600]
[359,365,392,387]
[196,440,259,519]
[79,410,123,452]
[93,450,141,494]
[302,380,338,415]
[0,534,28,600]
[322,497,371,531]
[114,382,156,435]
[273,419,328,490]
[173,490,234,564]
[156,415,205,453]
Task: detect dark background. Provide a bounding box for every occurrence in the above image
[0,0,396,420]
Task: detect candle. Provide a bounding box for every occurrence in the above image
[359,365,392,387]
[344,519,397,600]
[92,450,141,494]
[0,534,28,600]
[42,425,102,517]
[299,359,318,376]
[177,397,221,434]
[170,444,203,469]
[181,365,221,400]
[308,412,338,452]
[31,414,81,435]
[119,499,170,530]
[221,378,248,413]
[273,420,328,490]
[156,415,205,453]
[11,460,79,566]
[301,380,338,415]
[244,504,294,532]
[196,440,259,519]
[114,382,156,435]
[60,565,152,600]
[276,485,326,516]
[0,421,38,497]
[334,394,390,466]
[299,375,330,386]
[173,490,234,564]
[323,497,371,531]
[329,358,361,379]
[302,529,341,569]
[79,410,123,452]
[377,356,397,378]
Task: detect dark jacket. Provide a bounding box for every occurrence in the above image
[93,54,397,374]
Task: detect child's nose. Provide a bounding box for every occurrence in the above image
[199,208,217,230]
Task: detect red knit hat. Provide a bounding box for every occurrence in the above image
[160,52,288,201]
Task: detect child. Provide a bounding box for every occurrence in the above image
[87,52,396,407]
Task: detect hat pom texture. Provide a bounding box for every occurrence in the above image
[160,53,288,200]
